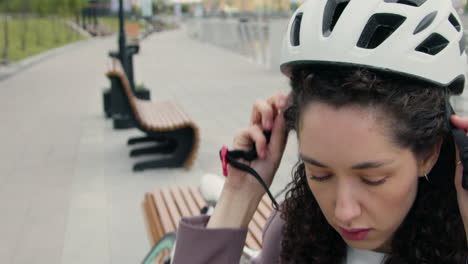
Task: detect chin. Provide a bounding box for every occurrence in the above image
[343,238,386,252]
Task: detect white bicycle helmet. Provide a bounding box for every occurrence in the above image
[280,0,467,94]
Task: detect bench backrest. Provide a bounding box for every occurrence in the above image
[107,58,145,125]
[107,59,198,131]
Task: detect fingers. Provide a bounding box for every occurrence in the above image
[235,115,288,162]
[268,108,288,160]
[233,125,268,159]
[251,100,275,130]
[267,93,289,111]
[251,93,289,130]
[450,115,468,131]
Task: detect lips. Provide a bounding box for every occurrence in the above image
[339,227,371,241]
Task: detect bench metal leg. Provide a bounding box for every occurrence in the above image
[103,88,112,118]
[129,141,176,157]
[132,128,195,171]
[113,116,135,129]
[127,135,166,145]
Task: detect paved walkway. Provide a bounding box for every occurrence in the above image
[1,18,468,264]
[0,25,297,264]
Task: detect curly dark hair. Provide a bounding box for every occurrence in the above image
[279,67,467,263]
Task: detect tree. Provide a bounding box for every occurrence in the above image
[48,0,64,43]
[7,0,22,13]
[0,0,21,62]
[31,0,50,46]
[69,0,87,25]
[19,0,31,51]
[0,0,10,63]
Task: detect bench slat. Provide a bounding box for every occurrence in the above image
[170,186,192,217]
[143,194,159,245]
[261,195,273,211]
[253,207,268,229]
[152,188,176,233]
[180,186,202,216]
[188,186,207,211]
[162,188,183,229]
[250,211,267,246]
[257,196,273,221]
[245,230,261,250]
[144,186,274,260]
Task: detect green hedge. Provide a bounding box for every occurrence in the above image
[0,17,86,62]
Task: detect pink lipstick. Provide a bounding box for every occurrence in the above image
[340,228,370,241]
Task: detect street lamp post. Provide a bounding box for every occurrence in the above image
[118,0,128,70]
[103,0,150,128]
[93,1,98,28]
[2,1,10,64]
[117,0,137,91]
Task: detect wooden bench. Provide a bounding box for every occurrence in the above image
[106,59,200,171]
[142,185,274,263]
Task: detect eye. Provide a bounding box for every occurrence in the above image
[361,177,387,186]
[310,174,333,182]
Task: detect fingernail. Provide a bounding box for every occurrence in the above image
[265,121,272,129]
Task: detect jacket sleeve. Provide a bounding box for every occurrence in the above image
[172,209,285,264]
[171,215,248,264]
[250,209,284,264]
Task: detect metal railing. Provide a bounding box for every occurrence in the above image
[186,17,289,71]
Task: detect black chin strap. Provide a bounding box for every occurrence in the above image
[446,99,468,190]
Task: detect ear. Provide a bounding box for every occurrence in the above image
[417,139,443,177]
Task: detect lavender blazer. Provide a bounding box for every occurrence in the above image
[172,209,285,264]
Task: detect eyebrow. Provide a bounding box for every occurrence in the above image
[299,154,393,170]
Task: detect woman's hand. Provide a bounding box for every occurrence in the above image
[207,94,290,229]
[449,115,468,243]
[224,93,290,197]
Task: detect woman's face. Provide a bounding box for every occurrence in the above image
[299,102,425,253]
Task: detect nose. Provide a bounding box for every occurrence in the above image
[334,181,361,226]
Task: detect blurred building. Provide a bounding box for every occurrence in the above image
[452,0,467,14]
[87,0,112,16]
[202,0,303,13]
[168,0,203,3]
[202,0,464,14]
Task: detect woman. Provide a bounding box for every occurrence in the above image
[173,0,468,263]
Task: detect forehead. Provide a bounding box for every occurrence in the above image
[299,102,382,136]
[298,102,403,164]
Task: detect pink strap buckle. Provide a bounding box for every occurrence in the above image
[220,145,229,177]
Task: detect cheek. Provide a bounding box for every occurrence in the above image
[363,167,420,233]
[373,174,419,219]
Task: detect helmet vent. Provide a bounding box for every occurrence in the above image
[459,35,466,55]
[357,13,406,49]
[384,0,427,7]
[449,13,461,32]
[290,13,303,46]
[447,75,465,95]
[416,33,449,55]
[413,11,437,34]
[322,0,350,37]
